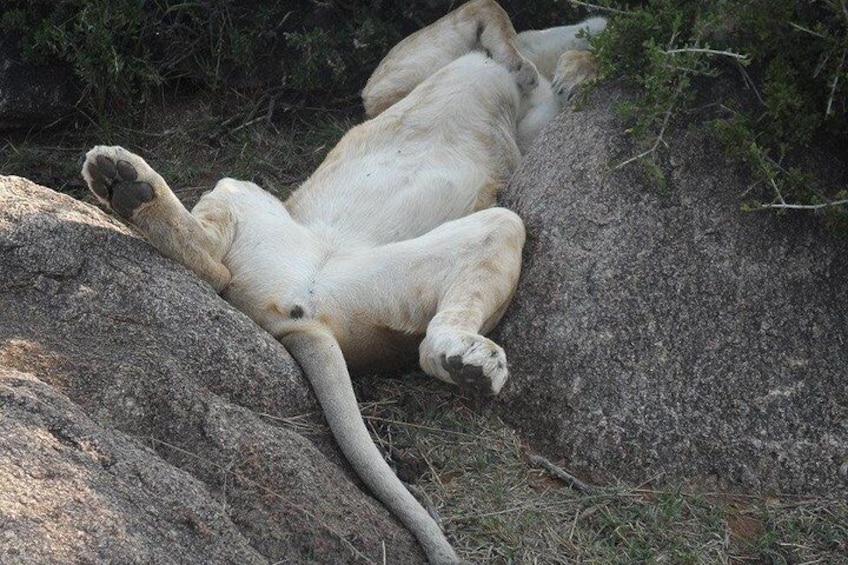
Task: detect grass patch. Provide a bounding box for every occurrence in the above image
[355,373,848,564]
[0,92,356,206]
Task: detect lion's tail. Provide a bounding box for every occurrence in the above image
[280,326,460,565]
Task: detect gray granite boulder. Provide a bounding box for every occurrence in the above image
[496,83,848,496]
[0,176,426,563]
[1,368,266,565]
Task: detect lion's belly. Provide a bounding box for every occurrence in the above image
[289,149,499,244]
[287,55,521,245]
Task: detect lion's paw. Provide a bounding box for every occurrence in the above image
[82,146,159,219]
[552,50,598,106]
[420,330,508,396]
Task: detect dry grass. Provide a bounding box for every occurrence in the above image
[354,373,848,565]
[1,92,357,206]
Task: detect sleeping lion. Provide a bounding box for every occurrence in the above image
[81,2,604,562]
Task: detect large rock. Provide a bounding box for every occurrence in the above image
[496,83,848,496]
[1,368,265,564]
[0,176,425,563]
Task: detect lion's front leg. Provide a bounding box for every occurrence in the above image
[418,208,525,395]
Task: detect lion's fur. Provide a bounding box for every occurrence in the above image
[81,3,604,563]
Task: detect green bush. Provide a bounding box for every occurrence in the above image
[0,0,576,115]
[2,0,165,114]
[590,0,847,221]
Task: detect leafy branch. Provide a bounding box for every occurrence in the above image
[590,0,848,224]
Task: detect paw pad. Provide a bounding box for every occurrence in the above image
[84,150,155,219]
[421,331,509,396]
[441,354,495,397]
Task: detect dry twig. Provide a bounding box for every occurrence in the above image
[566,0,627,15]
[529,455,598,494]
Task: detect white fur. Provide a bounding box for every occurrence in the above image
[81,3,605,563]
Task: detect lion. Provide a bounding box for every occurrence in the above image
[81,2,604,562]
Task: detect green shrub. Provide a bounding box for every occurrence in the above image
[590,0,848,222]
[1,0,165,114]
[1,0,576,116]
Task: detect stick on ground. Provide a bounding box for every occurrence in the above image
[529,455,598,494]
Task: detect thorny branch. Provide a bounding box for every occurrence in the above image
[663,47,749,61]
[614,80,684,171]
[761,176,848,211]
[760,198,848,211]
[826,45,847,116]
[566,0,627,15]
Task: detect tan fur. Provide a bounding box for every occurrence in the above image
[363,0,538,118]
[80,3,604,563]
[553,49,601,100]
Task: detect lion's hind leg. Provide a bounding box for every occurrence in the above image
[82,146,232,291]
[417,208,525,396]
[357,207,525,395]
[517,16,606,80]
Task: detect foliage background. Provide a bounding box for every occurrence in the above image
[2,0,845,223]
[0,0,577,113]
[1,2,846,562]
[590,0,847,223]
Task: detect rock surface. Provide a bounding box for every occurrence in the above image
[0,176,426,563]
[496,83,848,496]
